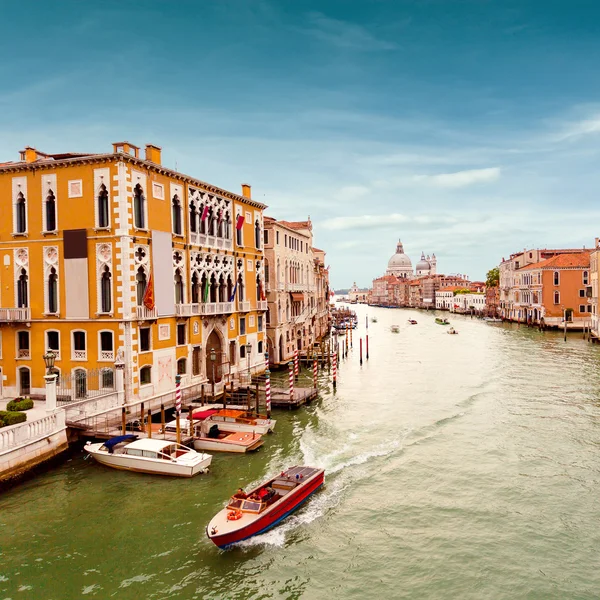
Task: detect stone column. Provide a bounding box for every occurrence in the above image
[44,373,58,413]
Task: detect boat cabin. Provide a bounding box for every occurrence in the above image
[100,438,191,460]
[210,410,258,425]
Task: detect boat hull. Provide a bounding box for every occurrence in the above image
[207,469,324,548]
[85,445,211,477]
[193,437,263,453]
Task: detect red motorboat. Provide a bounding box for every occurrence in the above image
[206,466,325,548]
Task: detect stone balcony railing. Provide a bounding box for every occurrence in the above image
[190,232,233,251]
[136,306,158,320]
[257,300,268,311]
[238,301,251,312]
[200,301,234,315]
[176,303,201,317]
[0,307,31,322]
[0,410,66,453]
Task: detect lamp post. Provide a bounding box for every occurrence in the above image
[210,347,217,403]
[245,342,252,381]
[43,350,57,412]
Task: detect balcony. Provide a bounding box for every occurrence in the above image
[257,300,268,311]
[175,303,200,317]
[72,350,87,360]
[0,307,31,322]
[190,232,233,251]
[199,301,234,315]
[238,301,251,312]
[100,350,115,361]
[17,348,30,359]
[136,306,158,320]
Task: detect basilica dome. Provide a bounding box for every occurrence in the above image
[386,240,413,278]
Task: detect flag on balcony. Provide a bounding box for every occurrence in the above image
[229,281,238,303]
[203,282,210,303]
[258,281,266,301]
[143,273,155,310]
[201,205,209,221]
[236,214,245,230]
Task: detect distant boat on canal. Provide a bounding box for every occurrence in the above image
[206,466,325,548]
[408,319,418,325]
[435,318,450,325]
[84,435,212,477]
[391,325,400,333]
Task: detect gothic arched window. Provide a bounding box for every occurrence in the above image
[133,184,145,229]
[238,273,245,301]
[190,201,197,233]
[16,192,26,233]
[255,220,261,249]
[172,195,182,235]
[45,190,56,232]
[17,268,28,308]
[98,184,109,228]
[101,265,112,313]
[174,269,184,304]
[191,272,200,303]
[48,267,58,313]
[136,267,147,306]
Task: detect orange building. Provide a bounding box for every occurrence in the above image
[0,142,267,400]
[516,251,591,327]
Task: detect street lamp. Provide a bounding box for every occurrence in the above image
[43,349,56,375]
[245,343,252,380]
[209,347,216,401]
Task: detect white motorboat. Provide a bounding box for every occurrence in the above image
[193,422,264,453]
[84,435,212,477]
[483,317,502,323]
[391,325,400,333]
[202,409,276,435]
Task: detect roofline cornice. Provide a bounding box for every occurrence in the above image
[0,152,268,210]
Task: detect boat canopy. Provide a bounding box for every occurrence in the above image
[104,434,138,450]
[192,409,218,420]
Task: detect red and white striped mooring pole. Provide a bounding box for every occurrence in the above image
[264,352,271,418]
[294,349,299,380]
[313,359,318,390]
[288,362,294,402]
[332,351,337,390]
[175,374,182,415]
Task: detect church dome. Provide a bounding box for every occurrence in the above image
[386,240,413,276]
[416,252,431,272]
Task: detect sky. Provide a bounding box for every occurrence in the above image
[2,0,600,288]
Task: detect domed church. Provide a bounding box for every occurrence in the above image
[385,240,436,278]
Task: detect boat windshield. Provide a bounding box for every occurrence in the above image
[241,500,262,513]
[228,497,243,509]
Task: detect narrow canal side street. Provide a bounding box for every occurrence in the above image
[2,304,600,599]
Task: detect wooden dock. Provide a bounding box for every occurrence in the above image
[270,386,317,409]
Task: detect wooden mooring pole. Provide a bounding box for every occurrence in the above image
[121,407,126,435]
[147,409,152,439]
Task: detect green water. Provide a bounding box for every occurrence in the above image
[2,306,600,599]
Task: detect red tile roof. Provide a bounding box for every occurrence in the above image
[520,251,591,270]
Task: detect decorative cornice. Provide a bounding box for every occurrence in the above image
[0,152,268,211]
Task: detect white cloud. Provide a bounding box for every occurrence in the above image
[301,12,397,51]
[321,213,459,231]
[413,167,501,188]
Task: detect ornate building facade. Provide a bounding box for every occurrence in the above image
[0,142,267,400]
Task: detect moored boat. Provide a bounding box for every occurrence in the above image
[483,317,502,323]
[202,409,276,435]
[84,435,212,477]
[193,423,264,453]
[206,466,325,548]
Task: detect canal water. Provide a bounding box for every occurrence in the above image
[2,305,600,599]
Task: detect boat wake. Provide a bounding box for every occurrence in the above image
[234,433,407,550]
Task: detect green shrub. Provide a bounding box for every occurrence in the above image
[0,411,27,425]
[0,418,5,429]
[7,397,34,412]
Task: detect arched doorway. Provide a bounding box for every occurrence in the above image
[206,330,223,383]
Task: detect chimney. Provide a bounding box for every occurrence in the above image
[20,147,39,163]
[241,183,251,199]
[112,142,139,158]
[145,144,162,164]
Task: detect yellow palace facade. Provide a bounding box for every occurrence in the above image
[0,142,267,400]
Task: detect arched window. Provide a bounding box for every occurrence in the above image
[48,267,58,313]
[227,275,233,303]
[217,209,224,238]
[189,201,197,233]
[172,195,182,235]
[199,204,206,234]
[101,368,115,389]
[174,269,184,304]
[177,358,187,375]
[209,208,216,236]
[210,274,218,303]
[225,212,231,239]
[255,220,261,249]
[201,273,208,303]
[101,265,112,313]
[45,190,56,232]
[238,273,245,301]
[133,184,145,229]
[218,274,226,302]
[17,268,28,308]
[98,184,109,228]
[140,365,152,386]
[136,267,147,306]
[191,272,200,303]
[16,192,26,233]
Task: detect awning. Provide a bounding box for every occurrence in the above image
[290,292,305,302]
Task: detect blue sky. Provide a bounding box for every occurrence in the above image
[2,0,600,288]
